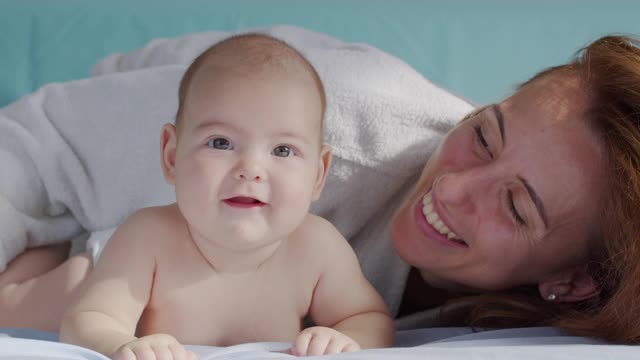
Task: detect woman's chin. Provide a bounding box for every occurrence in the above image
[391,196,457,273]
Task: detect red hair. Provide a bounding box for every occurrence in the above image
[445,35,640,344]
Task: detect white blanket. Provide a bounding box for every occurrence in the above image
[0,25,473,316]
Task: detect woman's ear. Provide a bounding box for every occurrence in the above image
[538,265,599,303]
[160,123,178,185]
[311,144,332,201]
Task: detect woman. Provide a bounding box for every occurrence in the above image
[2,34,640,344]
[392,35,640,343]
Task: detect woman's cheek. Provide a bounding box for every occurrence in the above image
[434,135,469,169]
[416,135,461,184]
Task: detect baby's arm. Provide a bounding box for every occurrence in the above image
[60,209,191,359]
[293,218,395,356]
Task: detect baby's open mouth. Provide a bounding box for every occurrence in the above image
[223,196,266,208]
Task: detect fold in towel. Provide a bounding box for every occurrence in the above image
[0,66,182,271]
[0,25,473,316]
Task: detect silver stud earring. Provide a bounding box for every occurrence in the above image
[547,293,557,301]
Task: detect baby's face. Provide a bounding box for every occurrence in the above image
[172,68,326,249]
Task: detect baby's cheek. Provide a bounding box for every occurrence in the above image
[280,181,313,210]
[274,181,312,216]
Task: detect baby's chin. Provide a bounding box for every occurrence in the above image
[221,232,279,249]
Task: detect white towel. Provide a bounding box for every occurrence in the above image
[0,26,473,315]
[0,66,182,271]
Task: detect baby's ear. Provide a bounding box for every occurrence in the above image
[160,123,178,185]
[311,144,332,200]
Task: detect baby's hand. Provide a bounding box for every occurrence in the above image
[290,326,361,356]
[111,333,198,360]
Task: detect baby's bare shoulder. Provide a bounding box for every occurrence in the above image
[129,203,180,223]
[291,214,352,254]
[298,214,342,237]
[115,204,183,247]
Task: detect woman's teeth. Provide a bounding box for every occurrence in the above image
[422,192,466,245]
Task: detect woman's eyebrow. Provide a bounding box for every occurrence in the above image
[519,175,549,229]
[491,104,505,145]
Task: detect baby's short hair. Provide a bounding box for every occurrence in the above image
[175,33,326,130]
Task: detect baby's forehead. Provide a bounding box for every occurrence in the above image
[196,55,314,85]
[181,39,325,140]
[194,39,322,93]
[189,61,321,109]
[185,70,324,139]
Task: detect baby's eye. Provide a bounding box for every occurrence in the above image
[207,137,232,150]
[272,145,293,157]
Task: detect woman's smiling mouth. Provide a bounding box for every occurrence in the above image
[414,191,468,247]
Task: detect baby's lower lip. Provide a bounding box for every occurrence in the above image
[223,197,265,208]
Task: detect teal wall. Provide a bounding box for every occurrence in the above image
[1,0,639,106]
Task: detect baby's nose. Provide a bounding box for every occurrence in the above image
[233,159,267,182]
[237,173,262,181]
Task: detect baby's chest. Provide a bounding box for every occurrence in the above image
[138,272,314,346]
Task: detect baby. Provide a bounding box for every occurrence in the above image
[59,34,394,359]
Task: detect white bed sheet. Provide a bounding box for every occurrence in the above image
[2,327,637,360]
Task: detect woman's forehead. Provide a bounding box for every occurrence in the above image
[506,72,586,122]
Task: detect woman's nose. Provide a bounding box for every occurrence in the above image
[435,168,492,215]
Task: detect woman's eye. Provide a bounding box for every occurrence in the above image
[272,145,293,157]
[474,124,493,158]
[508,190,526,226]
[207,137,232,150]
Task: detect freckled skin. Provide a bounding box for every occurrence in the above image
[391,74,607,298]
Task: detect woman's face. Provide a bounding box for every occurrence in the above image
[391,75,608,292]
